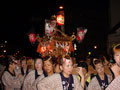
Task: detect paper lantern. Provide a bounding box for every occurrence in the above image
[56,14,64,25]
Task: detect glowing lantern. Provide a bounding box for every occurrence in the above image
[28,33,36,43]
[56,14,64,25]
[41,46,47,53]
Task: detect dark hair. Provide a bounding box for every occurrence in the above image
[20,56,27,64]
[34,58,42,63]
[6,56,17,69]
[113,44,120,54]
[53,55,62,65]
[43,56,54,64]
[92,58,103,69]
[77,62,88,72]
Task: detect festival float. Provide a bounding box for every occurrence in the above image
[28,15,87,58]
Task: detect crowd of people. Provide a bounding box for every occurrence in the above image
[0,43,120,90]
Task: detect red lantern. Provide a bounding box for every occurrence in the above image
[56,14,64,25]
[56,11,64,25]
[28,33,36,43]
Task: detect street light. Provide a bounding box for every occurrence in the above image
[88,51,91,55]
[0,45,3,48]
[59,6,63,10]
[5,41,7,44]
[3,50,6,53]
[94,45,97,49]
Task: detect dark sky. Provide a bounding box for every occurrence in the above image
[0,0,109,57]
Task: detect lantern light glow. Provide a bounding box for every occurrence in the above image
[41,47,47,53]
[56,15,64,25]
[59,6,63,10]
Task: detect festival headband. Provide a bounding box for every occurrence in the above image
[113,43,120,51]
[46,56,52,61]
[93,58,98,65]
[63,58,71,63]
[10,58,17,64]
[13,60,17,64]
[62,54,71,63]
[10,56,17,63]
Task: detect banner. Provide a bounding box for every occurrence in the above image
[76,27,87,43]
[45,19,56,38]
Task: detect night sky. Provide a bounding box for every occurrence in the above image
[0,0,110,57]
